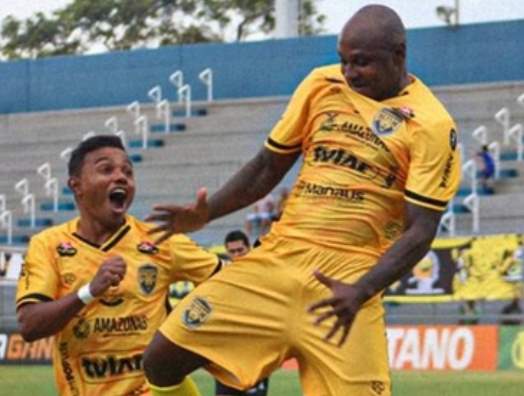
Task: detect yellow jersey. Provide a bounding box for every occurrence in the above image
[265,65,461,258]
[16,215,220,396]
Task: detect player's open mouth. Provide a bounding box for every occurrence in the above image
[108,187,128,211]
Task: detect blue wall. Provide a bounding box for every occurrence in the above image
[1,20,523,114]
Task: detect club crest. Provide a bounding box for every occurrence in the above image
[182,296,212,330]
[372,108,404,136]
[138,264,158,295]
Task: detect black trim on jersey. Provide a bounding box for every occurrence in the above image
[405,190,447,208]
[165,295,172,314]
[72,232,101,248]
[210,258,223,277]
[266,137,301,151]
[16,293,53,305]
[102,225,131,252]
[325,77,344,84]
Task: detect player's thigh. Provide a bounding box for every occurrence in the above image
[160,254,296,389]
[298,297,391,396]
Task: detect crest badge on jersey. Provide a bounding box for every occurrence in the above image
[372,108,404,136]
[182,296,212,330]
[138,264,158,295]
[57,241,77,257]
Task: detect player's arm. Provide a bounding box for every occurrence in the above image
[147,148,299,243]
[18,256,126,342]
[309,202,442,345]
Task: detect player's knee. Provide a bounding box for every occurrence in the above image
[143,332,207,386]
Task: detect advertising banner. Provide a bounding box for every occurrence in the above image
[0,332,54,364]
[385,234,523,302]
[498,326,524,370]
[387,325,498,371]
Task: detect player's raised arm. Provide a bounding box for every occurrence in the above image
[147,147,299,243]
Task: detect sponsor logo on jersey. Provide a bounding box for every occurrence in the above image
[137,241,159,255]
[62,272,77,286]
[60,342,80,395]
[73,318,91,340]
[312,145,397,188]
[296,181,365,202]
[439,153,455,188]
[94,315,148,334]
[449,128,458,151]
[57,242,77,257]
[318,112,390,152]
[138,264,158,294]
[80,352,143,382]
[182,296,212,329]
[372,108,403,136]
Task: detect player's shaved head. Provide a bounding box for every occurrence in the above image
[337,5,409,100]
[340,5,405,49]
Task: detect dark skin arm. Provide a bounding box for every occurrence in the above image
[18,256,126,342]
[309,202,443,346]
[147,147,299,243]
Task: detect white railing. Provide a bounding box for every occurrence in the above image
[0,194,11,244]
[517,93,524,108]
[487,141,501,179]
[105,116,118,133]
[37,162,59,212]
[462,159,478,194]
[134,115,149,149]
[15,179,35,229]
[471,125,488,145]
[127,100,141,119]
[148,85,171,134]
[115,130,127,147]
[178,84,192,118]
[463,193,480,233]
[60,147,73,162]
[507,123,523,161]
[82,131,96,141]
[439,209,456,236]
[0,210,12,245]
[199,68,213,102]
[494,107,511,145]
[169,70,184,103]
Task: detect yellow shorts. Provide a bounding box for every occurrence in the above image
[160,234,391,396]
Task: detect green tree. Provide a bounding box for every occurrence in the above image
[0,0,325,59]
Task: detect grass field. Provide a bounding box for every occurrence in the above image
[0,365,523,396]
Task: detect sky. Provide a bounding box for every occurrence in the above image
[1,0,523,36]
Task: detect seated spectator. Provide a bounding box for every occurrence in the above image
[245,195,277,241]
[475,145,495,192]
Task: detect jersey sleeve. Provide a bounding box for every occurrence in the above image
[404,122,461,211]
[264,71,318,154]
[168,234,221,285]
[16,235,59,310]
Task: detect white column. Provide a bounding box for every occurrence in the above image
[275,0,300,38]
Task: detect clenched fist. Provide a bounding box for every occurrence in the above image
[89,256,127,297]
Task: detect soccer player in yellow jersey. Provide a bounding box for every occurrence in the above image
[144,5,461,396]
[16,135,222,396]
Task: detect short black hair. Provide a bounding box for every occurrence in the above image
[224,230,250,247]
[68,135,126,176]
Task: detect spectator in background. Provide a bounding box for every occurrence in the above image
[244,195,277,241]
[476,144,495,192]
[216,229,270,396]
[274,187,289,221]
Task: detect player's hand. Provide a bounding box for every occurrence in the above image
[146,188,209,244]
[308,270,367,347]
[90,256,127,297]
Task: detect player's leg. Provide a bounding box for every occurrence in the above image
[146,239,295,393]
[144,332,207,395]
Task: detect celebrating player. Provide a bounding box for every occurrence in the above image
[16,135,222,396]
[144,5,461,396]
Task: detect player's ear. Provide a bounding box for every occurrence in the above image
[68,176,81,196]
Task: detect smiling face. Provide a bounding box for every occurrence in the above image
[69,147,135,230]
